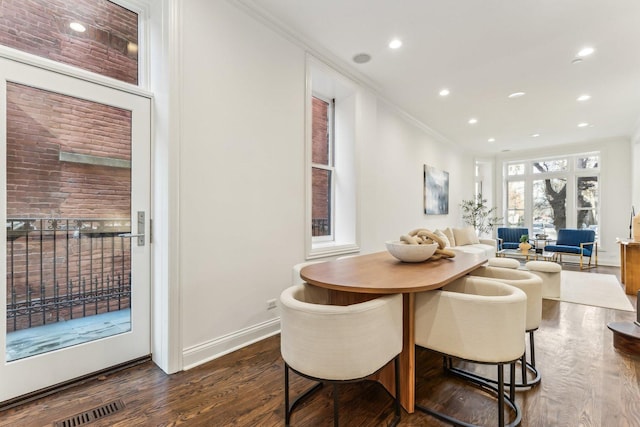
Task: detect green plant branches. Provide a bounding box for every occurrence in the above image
[460,194,503,235]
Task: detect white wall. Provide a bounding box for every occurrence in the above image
[495,138,632,266]
[175,0,473,368]
[359,101,474,251]
[632,134,640,210]
[179,0,305,366]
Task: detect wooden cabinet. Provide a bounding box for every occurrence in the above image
[619,239,640,295]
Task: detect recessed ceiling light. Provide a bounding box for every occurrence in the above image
[69,22,86,32]
[388,39,402,49]
[577,46,595,57]
[439,88,450,97]
[578,122,589,128]
[488,138,496,143]
[468,118,478,125]
[353,53,371,64]
[508,92,526,98]
[531,133,540,138]
[577,94,591,102]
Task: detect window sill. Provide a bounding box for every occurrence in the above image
[308,242,360,259]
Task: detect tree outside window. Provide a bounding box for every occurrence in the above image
[507,181,525,226]
[504,153,599,241]
[577,176,599,238]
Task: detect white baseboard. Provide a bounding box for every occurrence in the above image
[182,318,281,370]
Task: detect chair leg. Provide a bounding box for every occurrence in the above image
[284,358,401,426]
[420,356,522,427]
[333,383,339,427]
[509,362,516,401]
[442,355,453,369]
[394,355,401,419]
[284,364,291,426]
[388,355,401,427]
[498,365,505,427]
[283,363,323,426]
[529,331,536,367]
[449,331,541,389]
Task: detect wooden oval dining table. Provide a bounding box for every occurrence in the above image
[300,250,488,413]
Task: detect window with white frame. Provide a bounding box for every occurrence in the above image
[503,152,600,241]
[311,95,334,240]
[306,58,358,258]
[0,0,142,85]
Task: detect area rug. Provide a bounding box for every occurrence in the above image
[544,270,635,312]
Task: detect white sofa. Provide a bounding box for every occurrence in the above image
[436,226,497,259]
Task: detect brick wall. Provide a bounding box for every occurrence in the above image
[6,82,132,331]
[311,97,330,234]
[0,0,138,84]
[1,1,138,331]
[6,82,131,218]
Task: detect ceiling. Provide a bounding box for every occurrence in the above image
[241,0,640,154]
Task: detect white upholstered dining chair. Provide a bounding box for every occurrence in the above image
[469,265,543,388]
[414,276,527,427]
[291,260,325,286]
[279,283,403,426]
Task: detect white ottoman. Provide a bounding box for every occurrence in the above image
[525,260,561,298]
[487,257,520,269]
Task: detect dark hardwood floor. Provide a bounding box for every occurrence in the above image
[1,265,638,426]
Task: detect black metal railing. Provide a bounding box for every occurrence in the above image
[312,218,330,237]
[6,218,132,332]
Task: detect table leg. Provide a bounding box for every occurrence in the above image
[624,244,640,295]
[325,286,418,412]
[620,243,626,285]
[370,293,416,413]
[399,292,416,412]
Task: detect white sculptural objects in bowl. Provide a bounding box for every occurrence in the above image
[385,241,438,262]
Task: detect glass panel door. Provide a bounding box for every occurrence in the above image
[0,57,150,402]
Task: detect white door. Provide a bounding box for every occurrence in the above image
[0,57,151,402]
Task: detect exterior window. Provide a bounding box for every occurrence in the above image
[503,152,600,242]
[311,96,334,239]
[507,164,524,176]
[532,159,567,173]
[532,178,566,239]
[577,176,599,239]
[576,155,599,169]
[507,181,525,226]
[0,0,139,85]
[306,58,358,257]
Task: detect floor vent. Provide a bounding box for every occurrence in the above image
[53,399,125,427]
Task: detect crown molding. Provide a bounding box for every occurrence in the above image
[230,0,459,150]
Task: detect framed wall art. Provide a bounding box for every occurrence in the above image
[424,164,449,215]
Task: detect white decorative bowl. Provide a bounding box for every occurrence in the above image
[385,241,438,262]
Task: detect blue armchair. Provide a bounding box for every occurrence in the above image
[544,228,597,269]
[497,227,530,250]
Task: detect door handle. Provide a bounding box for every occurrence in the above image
[117,211,145,246]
